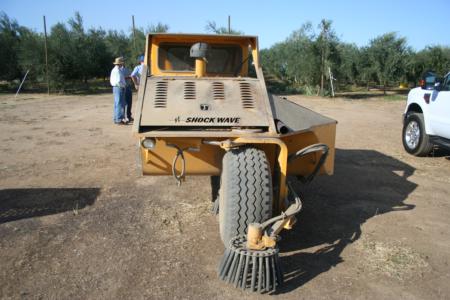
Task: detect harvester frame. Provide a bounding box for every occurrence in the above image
[132,34,336,292]
[133,34,337,292]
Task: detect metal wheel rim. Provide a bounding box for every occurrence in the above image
[405,120,420,149]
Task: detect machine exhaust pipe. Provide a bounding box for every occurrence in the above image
[275,119,291,134]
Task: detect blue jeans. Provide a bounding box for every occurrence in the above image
[125,86,132,119]
[113,86,125,123]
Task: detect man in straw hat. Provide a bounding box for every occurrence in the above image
[110,57,127,125]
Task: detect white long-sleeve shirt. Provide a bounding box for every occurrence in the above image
[110,65,126,88]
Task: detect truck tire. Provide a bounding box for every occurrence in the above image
[219,147,273,246]
[402,112,433,156]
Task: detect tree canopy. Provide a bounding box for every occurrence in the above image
[0,11,168,91]
[1,12,449,94]
[261,20,450,94]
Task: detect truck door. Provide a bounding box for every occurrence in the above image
[430,73,450,139]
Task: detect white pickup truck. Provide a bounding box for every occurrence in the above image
[402,71,450,156]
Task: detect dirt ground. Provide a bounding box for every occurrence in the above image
[1,92,449,299]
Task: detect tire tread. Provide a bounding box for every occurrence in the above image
[402,112,433,156]
[219,147,272,245]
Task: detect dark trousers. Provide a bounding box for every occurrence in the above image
[125,85,132,119]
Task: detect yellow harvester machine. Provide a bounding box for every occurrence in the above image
[133,33,336,293]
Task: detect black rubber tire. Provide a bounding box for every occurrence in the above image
[402,113,433,156]
[219,147,273,246]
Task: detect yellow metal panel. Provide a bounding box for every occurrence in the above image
[250,37,260,69]
[195,58,206,78]
[150,41,160,76]
[230,137,289,212]
[141,138,224,175]
[144,34,151,69]
[149,34,254,77]
[139,124,336,178]
[282,123,336,176]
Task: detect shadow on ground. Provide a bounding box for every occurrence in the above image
[276,149,417,294]
[0,188,100,223]
[431,147,450,158]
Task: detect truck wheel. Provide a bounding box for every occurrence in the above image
[219,147,273,246]
[402,113,433,156]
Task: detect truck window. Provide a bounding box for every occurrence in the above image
[158,44,195,71]
[158,43,243,74]
[422,71,437,90]
[207,45,242,74]
[443,75,450,91]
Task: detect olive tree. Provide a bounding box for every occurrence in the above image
[316,19,340,95]
[0,13,22,81]
[366,32,410,94]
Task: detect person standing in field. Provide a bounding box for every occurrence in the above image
[121,65,134,123]
[110,57,127,125]
[131,54,145,91]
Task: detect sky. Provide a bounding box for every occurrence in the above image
[2,0,449,50]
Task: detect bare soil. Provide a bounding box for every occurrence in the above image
[1,93,449,299]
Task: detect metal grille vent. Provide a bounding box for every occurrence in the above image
[184,81,196,100]
[212,82,225,100]
[239,82,255,109]
[154,81,168,108]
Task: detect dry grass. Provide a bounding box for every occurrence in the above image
[355,236,429,280]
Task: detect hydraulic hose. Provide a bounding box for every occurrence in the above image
[166,144,186,186]
[288,143,329,184]
[261,181,303,238]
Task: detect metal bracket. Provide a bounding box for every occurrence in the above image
[203,137,289,212]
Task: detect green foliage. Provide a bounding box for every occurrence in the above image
[0,12,22,80]
[384,94,407,101]
[48,22,77,88]
[409,46,450,83]
[105,30,130,59]
[336,43,360,84]
[261,22,450,95]
[147,22,169,33]
[316,19,340,95]
[0,11,169,91]
[205,21,243,35]
[1,11,449,94]
[261,20,338,94]
[366,32,410,92]
[85,28,110,78]
[17,27,45,82]
[129,23,169,63]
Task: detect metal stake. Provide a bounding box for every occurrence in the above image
[132,15,137,53]
[328,67,335,97]
[43,16,50,95]
[15,70,29,98]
